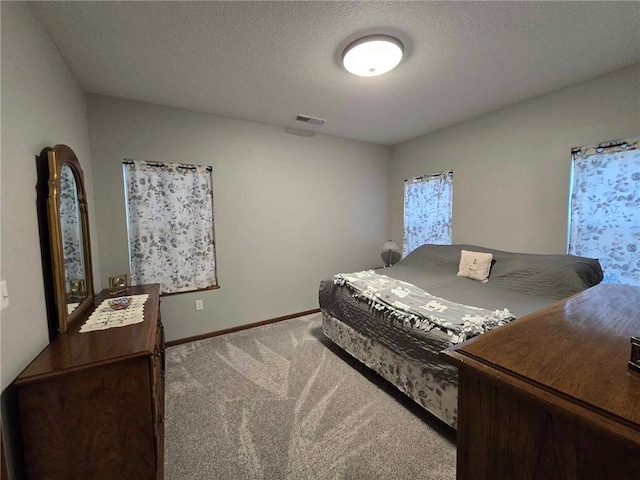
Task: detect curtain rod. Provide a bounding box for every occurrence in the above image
[404,170,452,182]
[571,139,634,155]
[123,159,212,172]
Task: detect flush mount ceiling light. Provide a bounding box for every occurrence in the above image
[342,35,404,77]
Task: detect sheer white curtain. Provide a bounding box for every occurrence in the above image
[568,138,639,285]
[123,160,217,294]
[403,170,453,256]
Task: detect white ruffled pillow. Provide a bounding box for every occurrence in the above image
[457,250,493,283]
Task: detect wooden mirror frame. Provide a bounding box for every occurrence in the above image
[37,144,94,335]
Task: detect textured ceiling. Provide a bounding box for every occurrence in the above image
[30,1,640,145]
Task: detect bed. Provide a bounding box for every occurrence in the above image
[318,244,603,428]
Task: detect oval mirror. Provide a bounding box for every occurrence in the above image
[37,145,94,336]
[59,164,87,315]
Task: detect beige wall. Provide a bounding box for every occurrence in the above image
[87,94,390,342]
[389,64,640,254]
[0,1,100,391]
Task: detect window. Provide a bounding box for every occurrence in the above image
[403,170,453,256]
[123,160,217,294]
[568,138,639,285]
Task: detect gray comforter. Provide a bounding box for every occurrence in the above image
[334,270,515,344]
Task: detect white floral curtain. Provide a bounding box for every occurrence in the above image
[123,160,217,294]
[403,170,453,256]
[568,138,639,285]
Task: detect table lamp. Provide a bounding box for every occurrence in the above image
[381,240,400,267]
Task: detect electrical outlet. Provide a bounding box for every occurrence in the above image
[195,299,204,311]
[1,280,9,310]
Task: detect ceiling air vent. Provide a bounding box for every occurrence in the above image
[296,114,326,127]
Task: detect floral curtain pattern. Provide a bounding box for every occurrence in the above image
[59,165,84,291]
[124,160,217,294]
[403,171,453,256]
[568,138,639,285]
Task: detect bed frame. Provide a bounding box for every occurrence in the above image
[322,312,458,428]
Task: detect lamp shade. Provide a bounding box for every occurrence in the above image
[381,240,400,251]
[342,35,404,77]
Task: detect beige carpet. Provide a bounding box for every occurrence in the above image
[165,313,456,479]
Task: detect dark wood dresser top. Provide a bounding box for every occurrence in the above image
[16,284,160,385]
[443,283,640,435]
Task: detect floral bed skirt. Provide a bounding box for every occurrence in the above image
[322,312,458,429]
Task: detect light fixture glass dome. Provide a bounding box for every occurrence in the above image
[342,35,404,77]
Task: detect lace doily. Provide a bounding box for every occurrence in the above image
[79,294,149,333]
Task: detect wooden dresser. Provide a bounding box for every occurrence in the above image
[15,284,165,480]
[442,283,640,480]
